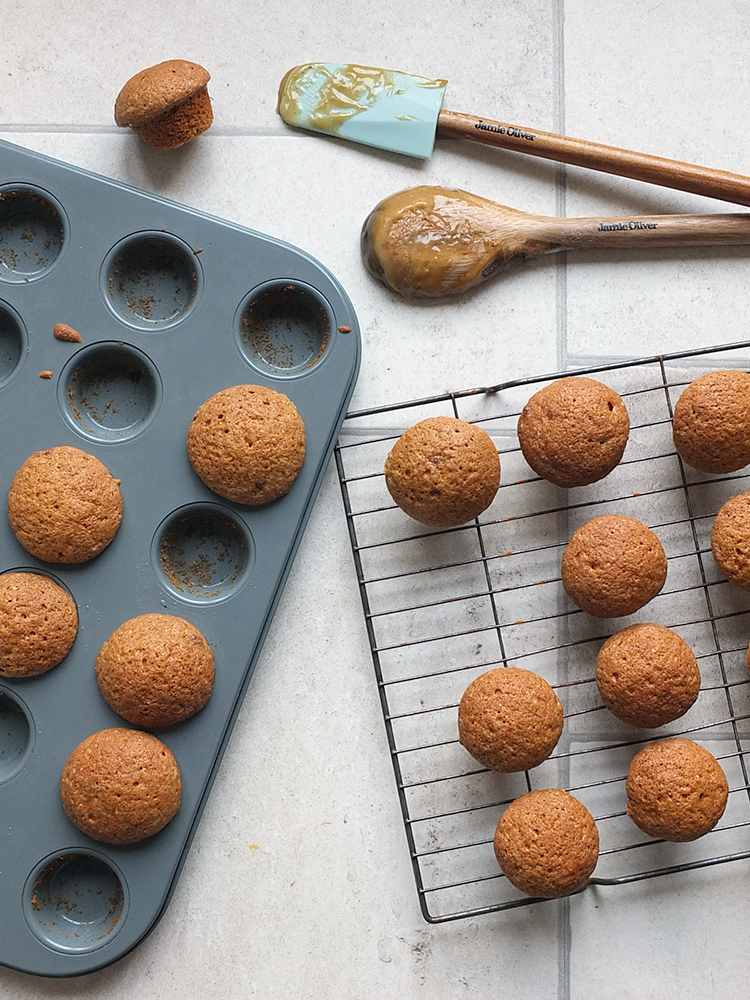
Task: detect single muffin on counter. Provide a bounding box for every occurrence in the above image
[458,666,563,772]
[493,788,599,898]
[517,376,630,488]
[7,445,122,563]
[672,369,750,474]
[0,571,78,677]
[561,514,667,618]
[596,623,700,728]
[115,59,213,149]
[384,416,500,527]
[60,728,182,845]
[96,613,215,728]
[626,737,728,842]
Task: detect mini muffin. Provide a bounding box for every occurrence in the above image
[458,666,563,772]
[0,571,78,677]
[115,59,213,150]
[626,737,728,842]
[711,492,750,589]
[672,370,750,473]
[561,514,667,618]
[187,384,306,505]
[60,727,181,845]
[493,788,599,898]
[7,445,123,563]
[96,613,215,728]
[384,416,500,527]
[517,376,630,488]
[596,623,700,728]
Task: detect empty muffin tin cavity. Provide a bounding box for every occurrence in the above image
[24,852,127,954]
[153,504,253,603]
[237,281,332,375]
[59,342,162,442]
[0,302,26,387]
[103,232,200,329]
[0,186,65,283]
[0,689,34,784]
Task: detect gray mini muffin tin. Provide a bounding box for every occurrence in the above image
[0,138,360,977]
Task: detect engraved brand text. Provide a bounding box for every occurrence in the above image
[598,221,659,231]
[475,121,535,140]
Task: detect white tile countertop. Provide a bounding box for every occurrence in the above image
[3,1,750,996]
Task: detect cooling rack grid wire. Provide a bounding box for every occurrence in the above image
[334,340,750,922]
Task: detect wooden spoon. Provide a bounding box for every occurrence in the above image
[361,185,750,298]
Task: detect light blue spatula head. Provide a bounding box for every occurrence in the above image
[277,63,448,159]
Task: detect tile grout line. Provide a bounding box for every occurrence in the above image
[555,12,573,1000]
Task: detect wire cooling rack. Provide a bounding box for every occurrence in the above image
[334,340,750,923]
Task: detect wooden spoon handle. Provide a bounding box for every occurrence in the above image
[541,213,750,251]
[436,109,750,207]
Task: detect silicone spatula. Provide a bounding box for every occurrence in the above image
[277,63,750,207]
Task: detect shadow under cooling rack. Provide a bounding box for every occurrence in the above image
[335,339,750,923]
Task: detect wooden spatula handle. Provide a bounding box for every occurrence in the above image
[436,109,750,207]
[543,213,750,251]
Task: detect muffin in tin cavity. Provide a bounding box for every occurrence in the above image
[187,384,306,506]
[115,59,213,150]
[458,666,563,772]
[517,376,629,488]
[60,728,182,845]
[561,514,667,618]
[96,613,215,728]
[7,446,123,564]
[0,571,78,677]
[493,788,599,898]
[384,416,500,527]
[672,369,750,474]
[626,738,729,842]
[711,492,750,589]
[596,623,700,728]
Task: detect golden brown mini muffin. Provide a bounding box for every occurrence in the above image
[115,59,213,149]
[561,514,667,618]
[60,728,181,845]
[672,370,750,474]
[596,623,700,728]
[187,384,306,505]
[458,666,563,772]
[0,571,78,677]
[493,788,599,898]
[7,446,123,563]
[517,376,630,488]
[96,613,215,728]
[711,492,750,589]
[626,737,728,842]
[384,416,500,527]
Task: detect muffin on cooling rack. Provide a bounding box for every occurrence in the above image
[7,445,123,563]
[96,613,215,728]
[672,369,750,474]
[0,571,78,677]
[517,376,630,488]
[458,666,563,772]
[626,737,728,842]
[187,384,306,505]
[596,623,700,728]
[384,416,500,527]
[561,514,667,618]
[115,59,213,149]
[711,492,750,589]
[60,727,181,845]
[493,788,599,898]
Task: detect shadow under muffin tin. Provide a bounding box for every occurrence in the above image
[0,138,360,977]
